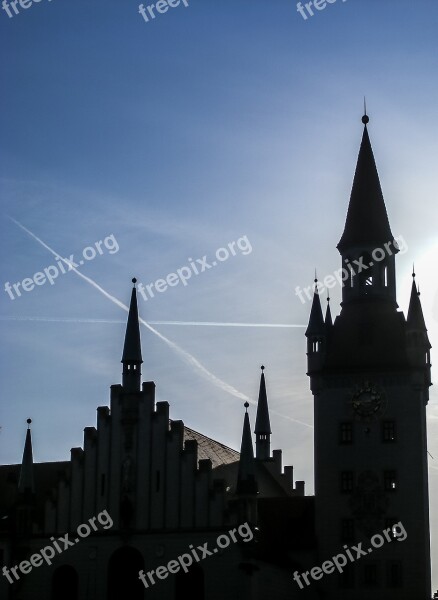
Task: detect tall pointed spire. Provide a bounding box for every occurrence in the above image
[255,366,271,460]
[122,278,143,391]
[236,403,258,495]
[337,114,394,253]
[18,419,35,496]
[305,278,325,337]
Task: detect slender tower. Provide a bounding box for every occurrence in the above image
[307,115,431,599]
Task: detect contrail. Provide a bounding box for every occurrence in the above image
[0,316,305,328]
[9,218,313,429]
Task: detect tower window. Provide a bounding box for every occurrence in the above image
[339,422,353,444]
[387,561,403,587]
[363,563,379,587]
[338,563,355,589]
[340,471,354,493]
[385,518,400,540]
[384,470,397,492]
[382,421,396,442]
[341,518,355,542]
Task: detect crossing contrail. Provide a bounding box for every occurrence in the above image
[8,217,313,429]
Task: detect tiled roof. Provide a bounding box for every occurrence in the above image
[182,425,239,468]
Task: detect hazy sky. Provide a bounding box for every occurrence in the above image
[1,0,438,589]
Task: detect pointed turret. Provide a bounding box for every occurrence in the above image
[255,366,271,460]
[325,294,333,328]
[236,403,258,495]
[305,279,325,337]
[407,274,428,335]
[122,278,143,392]
[406,272,431,380]
[18,419,35,496]
[305,278,327,374]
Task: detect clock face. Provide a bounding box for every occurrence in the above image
[351,383,385,420]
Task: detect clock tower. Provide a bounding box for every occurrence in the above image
[306,115,432,598]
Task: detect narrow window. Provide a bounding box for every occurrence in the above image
[338,563,355,589]
[384,470,397,492]
[340,422,353,444]
[382,421,396,442]
[385,518,400,540]
[363,563,378,587]
[340,471,354,493]
[387,561,403,588]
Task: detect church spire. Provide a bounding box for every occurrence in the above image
[337,114,394,253]
[255,366,271,460]
[18,419,35,496]
[236,403,258,495]
[122,278,143,392]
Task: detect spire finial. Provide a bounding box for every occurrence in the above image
[412,264,416,278]
[132,277,137,286]
[26,418,32,429]
[244,401,249,412]
[362,97,369,124]
[327,292,330,303]
[260,365,265,372]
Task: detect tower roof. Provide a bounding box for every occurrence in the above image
[255,367,271,435]
[18,419,35,495]
[122,279,143,364]
[305,280,325,337]
[407,276,429,336]
[236,403,258,495]
[337,118,394,253]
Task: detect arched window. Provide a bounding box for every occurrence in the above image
[175,564,204,600]
[108,547,144,600]
[51,565,79,600]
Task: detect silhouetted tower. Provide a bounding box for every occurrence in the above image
[307,115,432,599]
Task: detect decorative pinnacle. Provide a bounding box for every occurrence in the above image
[26,418,32,429]
[132,277,137,285]
[261,365,265,372]
[412,264,416,278]
[244,401,249,412]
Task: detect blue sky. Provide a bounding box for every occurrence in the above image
[1,0,438,588]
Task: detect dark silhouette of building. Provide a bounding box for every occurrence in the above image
[0,115,433,599]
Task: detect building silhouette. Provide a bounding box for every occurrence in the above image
[0,115,433,599]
